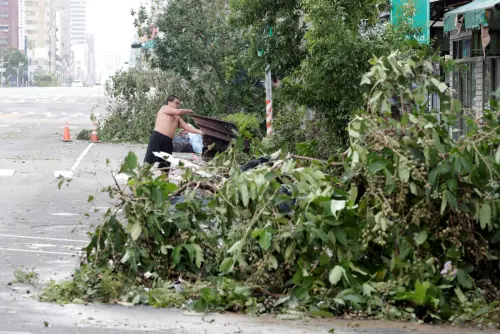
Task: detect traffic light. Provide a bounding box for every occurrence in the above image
[131,42,142,49]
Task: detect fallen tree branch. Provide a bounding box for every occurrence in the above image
[169,181,218,198]
[291,154,343,166]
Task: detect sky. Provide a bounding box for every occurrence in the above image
[86,0,141,72]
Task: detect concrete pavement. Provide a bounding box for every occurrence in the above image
[0,87,496,333]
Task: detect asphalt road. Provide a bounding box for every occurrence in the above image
[0,88,495,334]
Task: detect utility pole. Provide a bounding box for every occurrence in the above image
[265,64,273,136]
[260,25,274,136]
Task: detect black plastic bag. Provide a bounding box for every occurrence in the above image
[173,132,194,153]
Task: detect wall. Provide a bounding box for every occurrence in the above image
[0,0,19,49]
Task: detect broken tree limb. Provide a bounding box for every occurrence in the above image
[291,154,343,166]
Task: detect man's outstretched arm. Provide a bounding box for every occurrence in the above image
[160,105,193,116]
[178,117,203,135]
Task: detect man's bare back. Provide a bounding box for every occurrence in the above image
[154,111,182,139]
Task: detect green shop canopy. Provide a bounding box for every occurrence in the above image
[444,0,499,33]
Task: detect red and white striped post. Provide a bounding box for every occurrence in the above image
[265,64,273,136]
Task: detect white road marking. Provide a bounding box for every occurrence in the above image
[14,130,21,133]
[50,213,79,216]
[0,247,80,256]
[36,122,41,126]
[0,125,9,128]
[71,143,93,171]
[27,112,35,115]
[54,170,73,178]
[0,169,15,176]
[60,112,68,115]
[0,332,32,334]
[0,234,87,243]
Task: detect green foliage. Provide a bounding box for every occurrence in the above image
[1,48,28,83]
[98,68,190,142]
[264,104,306,154]
[223,113,262,139]
[135,0,262,115]
[42,31,500,329]
[76,129,91,141]
[13,266,39,285]
[229,0,306,78]
[34,74,59,87]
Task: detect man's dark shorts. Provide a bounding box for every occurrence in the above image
[144,131,173,171]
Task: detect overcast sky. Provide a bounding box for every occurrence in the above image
[86,0,140,71]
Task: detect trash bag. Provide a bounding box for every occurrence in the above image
[188,133,203,154]
[240,157,270,172]
[277,185,296,214]
[173,132,194,153]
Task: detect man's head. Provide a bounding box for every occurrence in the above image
[166,95,181,109]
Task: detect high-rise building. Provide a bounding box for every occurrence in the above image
[0,0,19,50]
[86,32,94,84]
[55,0,71,83]
[25,0,57,74]
[18,0,25,52]
[70,0,86,45]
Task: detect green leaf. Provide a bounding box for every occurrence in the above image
[234,286,251,296]
[440,192,447,215]
[409,113,418,124]
[130,222,142,241]
[265,171,280,181]
[125,152,138,170]
[329,266,345,285]
[416,230,428,245]
[219,257,234,273]
[410,182,418,195]
[348,129,360,138]
[310,309,333,318]
[240,181,249,207]
[398,164,410,183]
[334,228,347,246]
[259,231,272,251]
[192,243,203,268]
[330,200,346,218]
[454,287,467,303]
[432,129,445,153]
[151,187,163,207]
[457,269,473,289]
[479,203,491,229]
[414,280,429,305]
[160,245,168,255]
[172,246,181,265]
[362,283,375,297]
[367,161,385,173]
[87,195,94,203]
[132,294,141,305]
[267,255,278,270]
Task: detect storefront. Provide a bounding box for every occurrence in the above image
[444,0,500,135]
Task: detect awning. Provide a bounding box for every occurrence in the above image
[444,0,499,33]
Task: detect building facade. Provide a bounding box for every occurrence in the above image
[0,0,19,50]
[70,0,85,45]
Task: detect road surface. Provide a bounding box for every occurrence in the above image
[0,88,494,333]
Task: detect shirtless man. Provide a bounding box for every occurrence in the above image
[144,95,203,176]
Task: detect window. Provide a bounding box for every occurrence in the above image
[452,63,475,138]
[0,38,7,45]
[0,1,8,6]
[0,12,7,18]
[0,25,8,32]
[453,38,472,59]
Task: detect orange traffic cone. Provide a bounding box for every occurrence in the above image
[90,124,98,143]
[62,122,71,142]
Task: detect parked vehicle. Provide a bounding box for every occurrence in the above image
[72,80,83,87]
